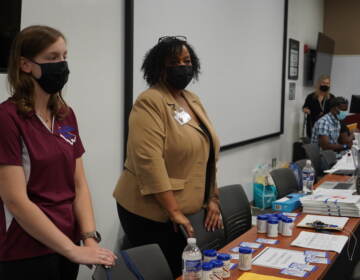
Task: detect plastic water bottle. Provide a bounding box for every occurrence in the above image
[182,238,202,280]
[302,160,315,194]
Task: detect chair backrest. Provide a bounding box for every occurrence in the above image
[219,184,252,244]
[270,168,299,198]
[181,208,225,251]
[352,260,360,280]
[295,159,308,170]
[92,244,173,280]
[303,143,322,177]
[320,149,337,170]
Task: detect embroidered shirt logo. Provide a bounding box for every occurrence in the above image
[57,126,77,145]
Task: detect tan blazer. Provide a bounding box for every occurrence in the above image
[113,84,220,222]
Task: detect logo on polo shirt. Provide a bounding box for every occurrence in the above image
[57,126,77,145]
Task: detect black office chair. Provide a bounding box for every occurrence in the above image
[270,168,299,198]
[295,159,308,170]
[119,234,133,250]
[219,184,252,244]
[92,244,173,280]
[181,208,226,251]
[303,143,322,179]
[352,261,360,280]
[320,149,337,171]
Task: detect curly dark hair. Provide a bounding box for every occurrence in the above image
[141,37,201,86]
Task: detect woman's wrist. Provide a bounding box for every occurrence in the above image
[168,209,183,220]
[83,237,100,247]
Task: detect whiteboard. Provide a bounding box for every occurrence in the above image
[125,0,287,149]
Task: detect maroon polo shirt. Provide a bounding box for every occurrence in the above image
[0,99,85,261]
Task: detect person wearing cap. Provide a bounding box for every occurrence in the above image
[311,96,352,151]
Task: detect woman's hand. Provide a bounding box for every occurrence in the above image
[204,200,223,232]
[83,238,103,269]
[65,244,117,267]
[170,211,195,237]
[303,108,311,114]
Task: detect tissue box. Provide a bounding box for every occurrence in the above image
[272,193,305,212]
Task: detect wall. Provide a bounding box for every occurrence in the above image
[0,1,323,279]
[218,0,324,199]
[0,1,123,279]
[324,0,360,55]
[325,1,360,103]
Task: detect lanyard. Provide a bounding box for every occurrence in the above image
[319,97,327,112]
[103,251,145,280]
[105,268,113,280]
[120,250,145,280]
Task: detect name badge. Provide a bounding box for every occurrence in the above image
[174,107,191,125]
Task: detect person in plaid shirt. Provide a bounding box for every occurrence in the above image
[311,97,352,151]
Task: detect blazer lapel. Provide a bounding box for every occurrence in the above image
[183,91,220,154]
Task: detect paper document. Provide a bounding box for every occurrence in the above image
[324,152,355,173]
[252,247,306,269]
[314,187,355,196]
[297,215,349,230]
[291,231,348,253]
[237,272,291,280]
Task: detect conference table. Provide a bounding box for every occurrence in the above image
[176,174,360,280]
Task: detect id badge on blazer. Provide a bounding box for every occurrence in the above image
[174,107,191,125]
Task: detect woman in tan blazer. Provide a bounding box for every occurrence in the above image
[113,36,221,277]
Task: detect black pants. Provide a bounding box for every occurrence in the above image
[117,203,186,278]
[0,253,79,280]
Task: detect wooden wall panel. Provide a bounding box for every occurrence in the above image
[324,0,360,54]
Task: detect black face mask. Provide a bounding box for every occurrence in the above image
[32,61,70,94]
[165,65,193,90]
[319,85,330,92]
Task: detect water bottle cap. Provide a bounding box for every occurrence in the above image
[281,215,289,221]
[257,214,269,220]
[203,249,217,257]
[202,262,213,271]
[273,213,283,219]
[284,217,293,223]
[267,218,279,224]
[187,238,196,244]
[217,253,230,261]
[306,159,311,165]
[239,247,252,254]
[210,259,223,268]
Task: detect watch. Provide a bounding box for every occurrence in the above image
[81,231,102,243]
[343,144,348,150]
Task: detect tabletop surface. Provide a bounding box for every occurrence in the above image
[177,174,359,280]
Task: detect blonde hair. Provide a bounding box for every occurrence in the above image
[7,25,69,119]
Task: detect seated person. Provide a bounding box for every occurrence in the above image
[340,121,355,148]
[311,97,352,151]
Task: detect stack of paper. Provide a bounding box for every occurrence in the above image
[324,151,355,173]
[300,192,360,217]
[291,231,348,253]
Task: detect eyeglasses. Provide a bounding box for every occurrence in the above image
[158,35,187,43]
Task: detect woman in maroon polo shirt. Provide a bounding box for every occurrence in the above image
[0,26,116,279]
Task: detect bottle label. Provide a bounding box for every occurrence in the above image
[184,260,201,272]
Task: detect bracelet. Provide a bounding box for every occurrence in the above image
[81,231,102,243]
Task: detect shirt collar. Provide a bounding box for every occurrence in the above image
[328,112,339,125]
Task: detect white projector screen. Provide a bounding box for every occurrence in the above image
[124,0,287,150]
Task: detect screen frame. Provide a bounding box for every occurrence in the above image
[350,95,360,114]
[0,0,22,73]
[123,0,288,157]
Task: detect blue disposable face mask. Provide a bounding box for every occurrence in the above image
[337,110,347,120]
